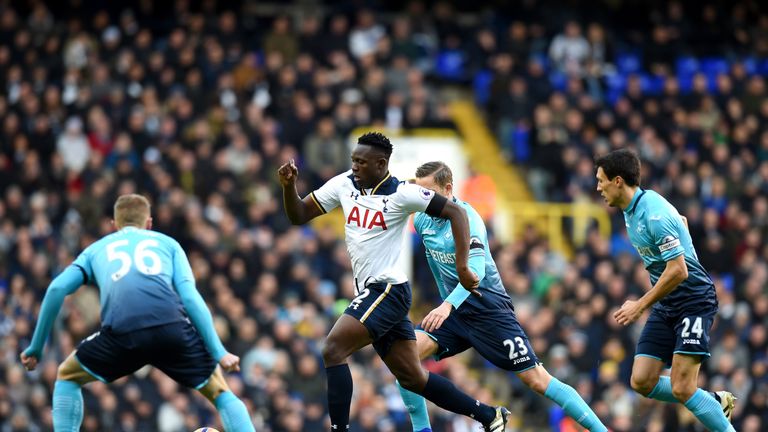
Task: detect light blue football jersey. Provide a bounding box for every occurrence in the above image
[414,197,513,314]
[72,227,193,332]
[623,189,717,313]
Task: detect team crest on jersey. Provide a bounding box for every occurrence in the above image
[636,246,653,256]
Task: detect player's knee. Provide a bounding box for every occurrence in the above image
[393,366,427,392]
[521,367,551,395]
[56,362,71,381]
[670,378,696,402]
[199,368,230,403]
[630,374,656,396]
[57,357,79,381]
[415,333,438,360]
[199,382,227,403]
[321,339,346,366]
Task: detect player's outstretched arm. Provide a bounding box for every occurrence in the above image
[172,242,229,363]
[445,208,489,308]
[278,159,324,225]
[641,253,688,305]
[176,279,241,372]
[438,200,480,291]
[21,265,85,370]
[175,278,228,359]
[422,207,489,331]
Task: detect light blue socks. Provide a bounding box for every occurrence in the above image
[649,377,734,431]
[53,380,84,432]
[214,391,255,432]
[544,377,607,432]
[683,389,735,432]
[396,380,432,432]
[647,376,678,402]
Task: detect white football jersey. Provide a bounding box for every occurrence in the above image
[311,170,438,287]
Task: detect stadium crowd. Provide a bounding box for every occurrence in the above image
[0,0,766,431]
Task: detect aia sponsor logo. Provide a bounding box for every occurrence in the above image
[347,206,388,230]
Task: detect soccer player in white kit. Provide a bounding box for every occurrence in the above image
[278,132,509,432]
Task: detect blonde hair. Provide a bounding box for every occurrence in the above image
[415,161,453,187]
[114,194,151,228]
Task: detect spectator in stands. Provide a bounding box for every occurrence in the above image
[2,2,768,431]
[56,116,90,175]
[549,21,590,76]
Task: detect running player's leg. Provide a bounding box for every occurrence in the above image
[633,309,734,415]
[630,355,669,400]
[196,367,254,432]
[383,318,506,431]
[395,327,444,431]
[415,330,440,359]
[54,351,97,432]
[466,312,606,432]
[667,309,734,431]
[631,309,676,400]
[152,321,254,432]
[56,328,144,432]
[673,353,735,432]
[517,365,606,432]
[325,281,396,431]
[321,314,373,431]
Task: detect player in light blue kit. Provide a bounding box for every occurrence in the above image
[20,194,254,432]
[397,162,607,432]
[596,149,736,432]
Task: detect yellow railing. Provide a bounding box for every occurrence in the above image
[508,201,612,254]
[449,99,612,257]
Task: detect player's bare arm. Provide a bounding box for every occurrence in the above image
[438,200,480,291]
[278,158,324,225]
[20,264,84,371]
[614,254,688,325]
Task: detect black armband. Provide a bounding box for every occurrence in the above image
[469,237,485,250]
[73,264,88,285]
[425,193,448,217]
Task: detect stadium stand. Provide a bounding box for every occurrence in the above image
[1,1,766,431]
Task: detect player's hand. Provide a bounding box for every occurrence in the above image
[20,351,38,371]
[219,353,241,373]
[277,159,299,187]
[457,268,481,297]
[422,301,453,332]
[614,300,645,326]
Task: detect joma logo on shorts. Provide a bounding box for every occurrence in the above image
[683,339,701,345]
[513,356,531,365]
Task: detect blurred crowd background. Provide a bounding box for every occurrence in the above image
[1,0,767,431]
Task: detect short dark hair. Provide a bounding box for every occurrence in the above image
[415,161,453,188]
[595,149,641,187]
[357,132,393,158]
